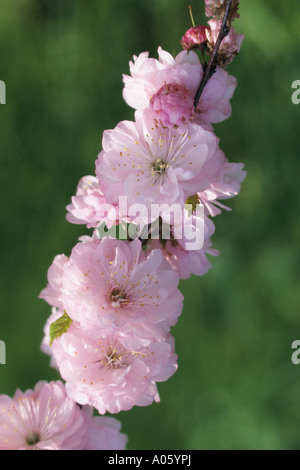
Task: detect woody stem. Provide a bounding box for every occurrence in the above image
[194,0,233,108]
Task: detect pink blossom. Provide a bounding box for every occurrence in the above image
[0,381,87,450]
[150,83,194,127]
[96,114,222,216]
[39,237,183,333]
[83,407,128,450]
[198,161,246,216]
[206,20,244,66]
[145,211,219,279]
[50,322,177,415]
[122,47,237,125]
[180,26,209,51]
[0,381,127,450]
[39,254,68,310]
[66,175,123,229]
[194,66,236,124]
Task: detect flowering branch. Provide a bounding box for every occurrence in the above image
[194,0,233,108]
[1,0,246,450]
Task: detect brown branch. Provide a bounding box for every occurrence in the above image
[194,0,233,108]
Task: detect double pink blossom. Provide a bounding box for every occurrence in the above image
[145,212,219,280]
[66,176,119,229]
[96,114,222,218]
[44,319,177,415]
[40,238,183,332]
[0,381,127,450]
[122,47,237,126]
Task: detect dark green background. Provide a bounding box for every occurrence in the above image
[0,0,299,450]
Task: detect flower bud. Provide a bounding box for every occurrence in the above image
[206,19,244,66]
[205,0,240,21]
[180,26,208,51]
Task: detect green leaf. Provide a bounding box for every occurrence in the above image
[185,194,200,217]
[49,311,72,346]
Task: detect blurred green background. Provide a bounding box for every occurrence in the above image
[0,0,299,450]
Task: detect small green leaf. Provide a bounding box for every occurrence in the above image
[185,194,200,217]
[49,311,72,346]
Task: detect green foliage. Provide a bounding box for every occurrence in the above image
[49,312,72,346]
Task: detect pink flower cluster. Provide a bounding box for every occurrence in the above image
[40,237,181,415]
[0,0,245,451]
[181,0,244,66]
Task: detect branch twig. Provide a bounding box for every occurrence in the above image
[194,0,233,108]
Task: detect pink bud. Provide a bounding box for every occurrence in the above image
[206,19,244,65]
[180,26,209,51]
[205,0,240,21]
[150,83,195,127]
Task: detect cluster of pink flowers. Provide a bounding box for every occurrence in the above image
[1,0,245,450]
[181,1,244,66]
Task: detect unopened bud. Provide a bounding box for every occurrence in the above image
[205,0,240,22]
[180,26,209,51]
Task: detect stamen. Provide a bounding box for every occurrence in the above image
[26,432,40,446]
[110,288,129,308]
[151,159,169,177]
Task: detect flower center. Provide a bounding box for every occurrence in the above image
[110,288,129,308]
[105,348,124,369]
[26,432,40,446]
[97,342,150,370]
[151,158,169,177]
